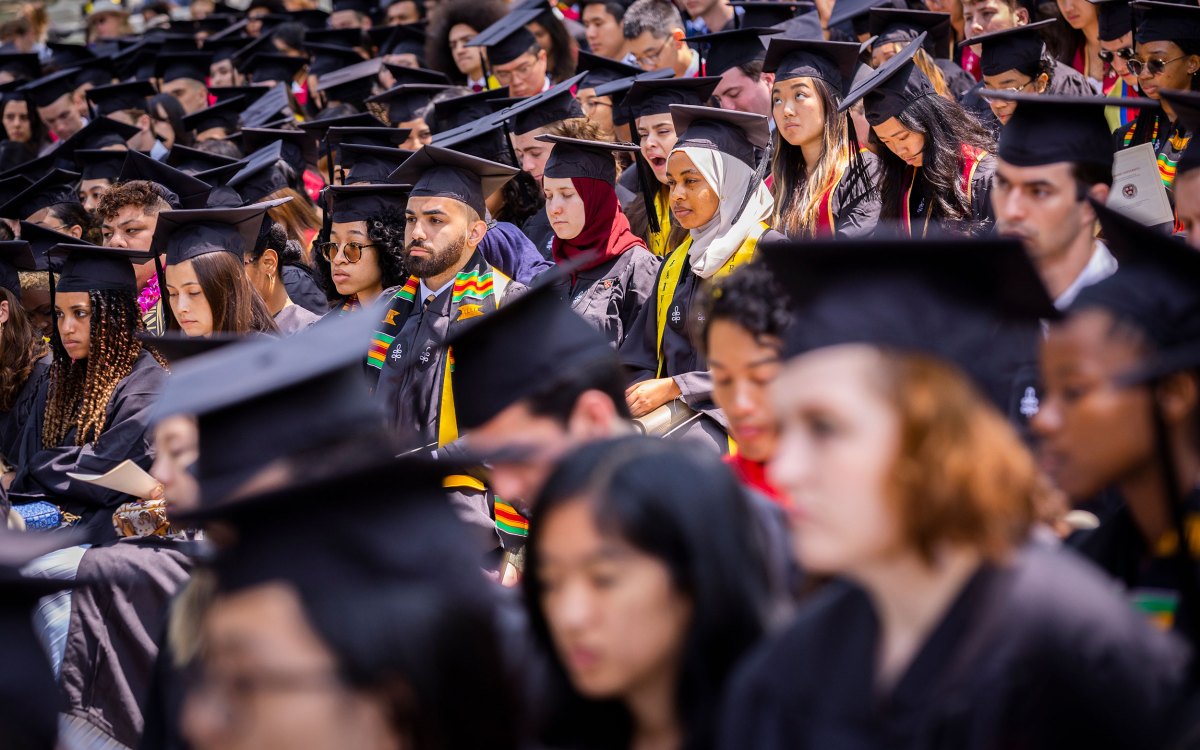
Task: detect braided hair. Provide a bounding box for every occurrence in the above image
[42,289,166,448]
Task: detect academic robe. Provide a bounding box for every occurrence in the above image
[901,149,996,238]
[936,59,976,101]
[567,244,661,348]
[272,302,320,335]
[282,262,330,315]
[718,545,1194,750]
[521,208,555,261]
[0,353,49,464]
[810,152,882,239]
[1048,59,1097,97]
[7,350,167,541]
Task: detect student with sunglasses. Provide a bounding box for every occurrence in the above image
[1092,0,1141,130]
[1115,1,1200,200]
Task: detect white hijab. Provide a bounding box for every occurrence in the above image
[673,145,774,279]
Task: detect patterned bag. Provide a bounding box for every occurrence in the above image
[14,501,62,530]
[112,499,171,538]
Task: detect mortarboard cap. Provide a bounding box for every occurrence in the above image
[493,73,586,135]
[0,240,35,297]
[115,44,162,82]
[52,117,141,164]
[838,34,935,125]
[85,80,156,116]
[332,0,375,14]
[305,27,368,49]
[306,42,368,78]
[297,112,385,144]
[986,92,1152,167]
[153,200,280,265]
[226,142,291,202]
[182,95,247,135]
[374,23,429,61]
[689,28,781,78]
[75,149,126,182]
[381,63,452,86]
[166,144,240,174]
[365,81,452,124]
[468,7,543,66]
[73,56,118,90]
[431,118,515,164]
[119,149,214,209]
[19,220,80,271]
[155,52,214,84]
[537,134,639,185]
[209,85,271,105]
[239,127,318,170]
[204,34,255,64]
[156,33,203,56]
[390,145,517,217]
[575,51,643,90]
[764,37,861,97]
[1132,0,1200,45]
[0,142,33,175]
[340,143,415,184]
[264,8,330,30]
[238,83,293,128]
[241,53,307,85]
[1091,0,1132,42]
[670,104,770,168]
[47,43,96,70]
[449,282,619,430]
[20,68,81,108]
[0,169,80,220]
[869,8,953,57]
[51,244,150,293]
[594,68,673,127]
[623,74,721,122]
[316,58,384,104]
[729,0,812,29]
[430,87,508,133]
[959,18,1056,77]
[0,53,42,83]
[326,183,412,221]
[140,332,244,366]
[828,0,904,29]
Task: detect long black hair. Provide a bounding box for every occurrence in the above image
[149,93,193,149]
[872,93,994,227]
[522,436,771,750]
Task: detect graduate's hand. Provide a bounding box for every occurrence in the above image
[625,378,682,418]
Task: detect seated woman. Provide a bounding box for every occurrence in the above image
[702,263,790,506]
[840,35,996,237]
[764,38,881,239]
[316,185,410,317]
[619,105,781,452]
[720,238,1193,749]
[157,203,280,338]
[4,245,168,541]
[536,134,660,348]
[243,221,321,335]
[524,436,772,750]
[1035,203,1200,642]
[0,240,48,463]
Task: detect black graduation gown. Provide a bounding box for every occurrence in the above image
[521,208,555,261]
[7,350,167,541]
[282,262,330,315]
[718,545,1193,750]
[0,353,49,464]
[1049,59,1097,97]
[567,245,661,348]
[904,153,996,238]
[936,59,976,101]
[816,152,883,240]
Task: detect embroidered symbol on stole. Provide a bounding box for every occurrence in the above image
[457,304,484,321]
[384,310,401,325]
[1019,387,1040,418]
[419,347,432,364]
[670,305,681,324]
[391,343,403,361]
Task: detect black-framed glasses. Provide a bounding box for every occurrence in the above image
[317,241,376,263]
[1098,46,1136,64]
[1127,55,1186,76]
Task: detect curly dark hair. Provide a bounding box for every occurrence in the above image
[43,289,167,448]
[49,202,102,245]
[871,93,995,228]
[0,286,47,412]
[95,180,175,223]
[494,170,544,226]
[425,0,510,85]
[700,262,791,355]
[314,207,409,303]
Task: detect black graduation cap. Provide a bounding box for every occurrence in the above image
[1092,0,1132,43]
[242,53,307,85]
[18,220,83,272]
[493,72,586,135]
[306,27,368,50]
[374,23,429,60]
[381,63,452,86]
[869,8,953,57]
[326,183,412,221]
[763,37,862,97]
[166,144,240,174]
[670,104,770,168]
[53,117,141,163]
[332,0,375,14]
[152,201,278,265]
[140,332,245,366]
[306,42,369,78]
[431,118,515,164]
[297,112,385,144]
[74,56,118,90]
[317,58,385,104]
[536,134,639,186]
[238,83,293,128]
[0,53,42,83]
[326,125,412,149]
[51,244,150,293]
[430,87,508,133]
[340,143,415,184]
[760,238,1058,397]
[240,127,318,170]
[227,143,290,202]
[728,0,811,29]
[182,95,247,135]
[365,82,452,124]
[231,33,275,70]
[958,18,1056,77]
[204,34,255,64]
[155,52,214,84]
[157,32,204,56]
[75,149,126,182]
[267,8,330,29]
[389,145,517,216]
[838,33,934,125]
[575,51,642,90]
[985,92,1152,167]
[0,142,33,176]
[113,42,161,81]
[594,68,672,127]
[827,0,904,30]
[20,68,81,108]
[1131,0,1200,45]
[119,149,215,209]
[47,43,96,70]
[85,80,156,116]
[623,75,721,122]
[0,169,80,220]
[0,174,30,206]
[0,240,35,297]
[688,28,782,78]
[209,85,270,104]
[467,7,543,66]
[449,282,618,430]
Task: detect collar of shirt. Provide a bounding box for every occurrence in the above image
[684,48,701,78]
[1054,239,1118,311]
[418,277,454,306]
[149,139,169,161]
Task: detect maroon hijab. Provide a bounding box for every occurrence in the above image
[551,176,643,272]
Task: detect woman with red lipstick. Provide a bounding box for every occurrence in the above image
[4,245,168,541]
[524,436,774,750]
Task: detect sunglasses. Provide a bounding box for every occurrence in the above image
[318,241,376,263]
[1127,55,1186,76]
[1097,46,1135,64]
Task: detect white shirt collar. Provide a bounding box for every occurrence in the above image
[1054,240,1118,311]
[684,48,701,78]
[418,277,454,306]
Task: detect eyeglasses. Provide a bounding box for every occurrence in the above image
[1127,55,1186,76]
[494,61,535,85]
[985,78,1035,94]
[317,241,376,263]
[579,98,612,115]
[634,38,671,68]
[1097,46,1136,64]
